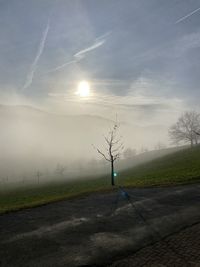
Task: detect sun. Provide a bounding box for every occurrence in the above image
[76,80,90,97]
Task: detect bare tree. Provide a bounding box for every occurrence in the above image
[154,142,166,151]
[194,130,200,136]
[140,146,149,154]
[193,130,200,145]
[55,163,65,177]
[123,148,136,159]
[36,171,42,184]
[93,122,124,186]
[169,111,200,147]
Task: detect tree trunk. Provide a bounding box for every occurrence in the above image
[111,157,114,186]
[195,136,198,145]
[191,139,194,147]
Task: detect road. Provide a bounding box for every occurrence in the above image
[0,184,200,267]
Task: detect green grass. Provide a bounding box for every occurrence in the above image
[0,177,111,214]
[118,145,200,186]
[1,146,200,214]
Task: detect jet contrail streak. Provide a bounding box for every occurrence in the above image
[74,39,105,58]
[175,7,200,24]
[43,60,76,75]
[44,37,107,75]
[22,20,50,90]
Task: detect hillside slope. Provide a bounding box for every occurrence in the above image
[1,146,200,213]
[119,145,200,186]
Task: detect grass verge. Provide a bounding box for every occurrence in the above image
[1,146,200,214]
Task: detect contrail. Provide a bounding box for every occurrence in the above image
[95,31,111,41]
[44,60,76,75]
[74,39,105,59]
[175,7,200,24]
[22,20,50,90]
[43,40,104,75]
[44,32,110,75]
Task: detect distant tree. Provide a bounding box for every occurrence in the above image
[169,111,200,147]
[22,176,26,184]
[93,122,124,186]
[55,164,65,177]
[140,146,149,154]
[123,148,136,159]
[193,130,200,145]
[36,171,42,184]
[1,176,8,184]
[154,142,166,151]
[193,130,200,136]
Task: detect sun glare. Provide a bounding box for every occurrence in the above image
[77,81,90,98]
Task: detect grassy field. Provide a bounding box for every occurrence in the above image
[1,146,200,214]
[119,145,200,186]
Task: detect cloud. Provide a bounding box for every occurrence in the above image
[175,31,200,55]
[48,76,184,114]
[175,7,200,24]
[22,20,50,90]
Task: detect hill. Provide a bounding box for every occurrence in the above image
[118,145,200,186]
[117,145,186,171]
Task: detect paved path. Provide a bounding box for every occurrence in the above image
[0,184,200,267]
[109,222,200,267]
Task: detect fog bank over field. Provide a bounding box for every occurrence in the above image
[1,0,200,190]
[0,102,172,184]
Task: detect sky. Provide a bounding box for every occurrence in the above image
[0,0,200,127]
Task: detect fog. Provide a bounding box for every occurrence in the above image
[1,0,200,187]
[0,103,107,183]
[0,95,182,187]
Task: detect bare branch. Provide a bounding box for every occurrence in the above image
[194,130,200,136]
[96,148,111,162]
[112,143,124,153]
[94,119,124,186]
[104,135,111,146]
[113,154,120,161]
[92,144,111,161]
[169,111,200,146]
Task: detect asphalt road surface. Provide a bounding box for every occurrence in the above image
[0,184,200,267]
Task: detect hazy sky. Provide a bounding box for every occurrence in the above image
[0,0,200,124]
